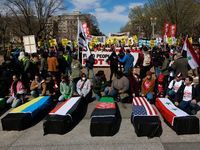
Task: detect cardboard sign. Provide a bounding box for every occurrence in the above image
[113,38,117,44]
[150,40,155,47]
[108,39,112,45]
[128,39,133,45]
[38,42,45,47]
[23,35,37,53]
[62,39,68,46]
[121,38,126,45]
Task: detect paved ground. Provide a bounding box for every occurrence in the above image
[0,56,200,150]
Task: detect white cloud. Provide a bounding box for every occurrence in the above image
[92,5,129,23]
[128,3,144,9]
[68,0,101,12]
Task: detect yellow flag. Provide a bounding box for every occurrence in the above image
[188,38,193,44]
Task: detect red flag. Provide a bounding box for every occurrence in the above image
[162,22,170,42]
[82,23,87,34]
[87,27,90,35]
[169,25,176,37]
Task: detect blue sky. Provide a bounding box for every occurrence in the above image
[63,0,148,36]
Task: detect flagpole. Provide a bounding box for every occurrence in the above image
[77,17,79,60]
[181,35,188,55]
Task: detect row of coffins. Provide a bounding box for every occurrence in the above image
[0,96,199,137]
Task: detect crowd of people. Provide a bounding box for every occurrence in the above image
[1,43,200,115]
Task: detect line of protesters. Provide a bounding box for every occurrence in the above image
[1,44,200,115]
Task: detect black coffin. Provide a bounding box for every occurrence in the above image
[132,116,162,138]
[43,97,82,135]
[90,108,116,136]
[165,116,199,135]
[1,113,32,131]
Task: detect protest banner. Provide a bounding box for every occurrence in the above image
[23,35,37,53]
[128,38,133,45]
[121,38,126,45]
[109,32,129,40]
[133,35,138,43]
[62,39,68,46]
[162,22,170,42]
[175,39,180,46]
[82,52,138,67]
[150,40,155,47]
[113,38,117,44]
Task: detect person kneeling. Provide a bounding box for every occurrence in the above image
[48,74,61,100]
[77,73,92,103]
[109,71,129,103]
[174,76,200,115]
[58,75,73,101]
[30,74,46,98]
[141,71,155,102]
[6,75,26,108]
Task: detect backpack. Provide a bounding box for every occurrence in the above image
[143,54,151,67]
[89,56,95,65]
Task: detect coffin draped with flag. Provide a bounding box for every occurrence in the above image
[155,98,199,135]
[43,97,82,135]
[90,97,117,136]
[1,96,52,131]
[131,97,162,138]
[0,98,5,109]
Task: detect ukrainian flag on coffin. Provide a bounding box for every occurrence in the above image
[10,96,52,117]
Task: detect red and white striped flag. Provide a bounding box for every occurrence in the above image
[183,38,199,69]
[132,97,158,116]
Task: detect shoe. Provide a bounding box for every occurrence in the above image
[194,77,199,79]
[191,109,196,115]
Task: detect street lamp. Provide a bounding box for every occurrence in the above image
[150,17,157,39]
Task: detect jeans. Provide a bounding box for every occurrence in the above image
[179,100,196,110]
[31,90,41,98]
[94,87,109,101]
[168,90,176,101]
[155,66,162,78]
[58,95,65,101]
[141,91,153,101]
[86,67,94,78]
[109,89,124,103]
[6,96,21,108]
[66,67,72,75]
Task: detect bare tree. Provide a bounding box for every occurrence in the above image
[3,0,65,40]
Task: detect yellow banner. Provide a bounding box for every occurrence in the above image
[121,38,126,45]
[110,36,128,40]
[150,40,155,47]
[113,38,117,44]
[62,39,68,46]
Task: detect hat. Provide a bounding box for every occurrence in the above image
[174,49,180,53]
[158,74,164,82]
[176,72,182,78]
[146,71,152,76]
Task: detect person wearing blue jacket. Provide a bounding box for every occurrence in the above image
[118,50,134,74]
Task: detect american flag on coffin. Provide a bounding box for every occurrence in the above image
[132,97,158,119]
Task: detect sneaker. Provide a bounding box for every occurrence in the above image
[191,109,196,115]
[194,77,199,79]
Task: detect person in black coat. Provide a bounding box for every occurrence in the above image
[153,48,164,78]
[48,74,61,100]
[86,50,95,78]
[57,50,67,76]
[107,48,118,82]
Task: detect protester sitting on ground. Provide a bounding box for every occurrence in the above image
[71,55,82,93]
[48,74,61,100]
[58,74,73,101]
[109,71,129,103]
[154,74,166,98]
[6,74,26,108]
[141,71,155,102]
[30,74,46,98]
[77,73,92,103]
[127,67,141,97]
[165,72,184,101]
[174,76,200,114]
[107,48,118,82]
[118,50,134,74]
[134,46,154,79]
[93,70,109,101]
